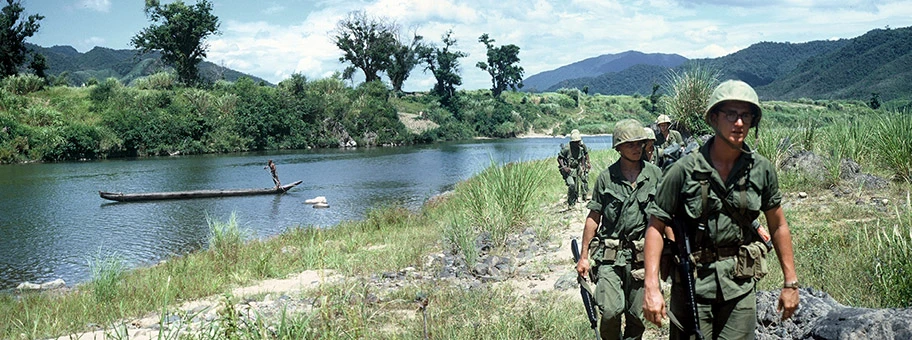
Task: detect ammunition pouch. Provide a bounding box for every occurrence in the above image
[733,241,769,279]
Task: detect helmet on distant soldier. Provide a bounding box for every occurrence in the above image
[656,114,672,125]
[570,129,582,142]
[705,80,762,128]
[643,127,656,140]
[612,119,647,149]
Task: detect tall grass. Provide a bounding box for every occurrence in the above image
[208,212,246,262]
[88,251,126,303]
[457,159,549,247]
[867,192,912,307]
[871,112,912,182]
[662,66,720,136]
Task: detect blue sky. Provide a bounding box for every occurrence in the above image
[23,0,912,91]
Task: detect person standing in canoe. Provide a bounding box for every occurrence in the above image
[266,160,281,188]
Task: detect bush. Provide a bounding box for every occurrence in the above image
[89,78,122,104]
[2,74,45,95]
[130,72,177,90]
[662,66,720,136]
[871,112,912,182]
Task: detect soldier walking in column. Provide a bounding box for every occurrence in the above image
[558,129,591,210]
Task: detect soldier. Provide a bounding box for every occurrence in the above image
[643,127,657,163]
[576,120,662,339]
[558,129,591,209]
[642,80,799,339]
[655,114,684,166]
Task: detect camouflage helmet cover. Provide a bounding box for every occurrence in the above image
[656,114,672,125]
[569,129,582,142]
[643,127,656,140]
[612,119,647,149]
[705,80,762,128]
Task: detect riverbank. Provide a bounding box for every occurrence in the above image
[3,142,912,338]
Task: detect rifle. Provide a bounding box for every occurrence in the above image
[669,220,705,340]
[571,239,601,339]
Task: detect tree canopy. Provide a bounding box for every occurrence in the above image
[418,30,468,108]
[387,30,424,94]
[131,0,220,86]
[334,11,398,84]
[476,33,524,98]
[0,0,43,79]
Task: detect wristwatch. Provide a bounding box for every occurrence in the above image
[783,281,800,289]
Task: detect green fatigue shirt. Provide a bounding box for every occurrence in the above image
[657,129,684,151]
[588,161,662,243]
[558,142,589,175]
[646,136,782,301]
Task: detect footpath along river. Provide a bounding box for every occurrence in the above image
[0,136,612,290]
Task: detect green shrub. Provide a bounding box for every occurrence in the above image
[2,74,45,95]
[662,66,720,136]
[89,77,122,104]
[130,72,177,90]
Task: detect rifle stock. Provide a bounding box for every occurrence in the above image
[670,220,705,340]
[571,239,601,339]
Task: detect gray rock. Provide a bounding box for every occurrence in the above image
[839,158,862,180]
[755,288,912,340]
[16,279,66,291]
[781,151,826,180]
[554,271,578,291]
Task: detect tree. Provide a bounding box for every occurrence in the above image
[649,83,661,113]
[0,0,43,79]
[869,92,881,110]
[334,11,397,84]
[387,29,423,95]
[28,52,46,80]
[131,0,220,86]
[418,30,468,109]
[475,33,524,98]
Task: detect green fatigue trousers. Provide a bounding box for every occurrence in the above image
[565,169,589,206]
[594,258,645,340]
[669,286,757,340]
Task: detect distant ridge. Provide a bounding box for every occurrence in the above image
[27,43,269,86]
[525,25,912,101]
[522,50,686,92]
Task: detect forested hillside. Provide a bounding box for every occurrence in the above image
[26,44,268,87]
[528,26,912,102]
[758,27,912,101]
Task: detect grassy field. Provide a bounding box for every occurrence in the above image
[1,108,910,338]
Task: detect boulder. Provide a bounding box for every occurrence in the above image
[16,278,66,291]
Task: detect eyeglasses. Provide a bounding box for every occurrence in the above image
[719,109,754,124]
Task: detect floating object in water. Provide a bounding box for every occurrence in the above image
[304,196,327,204]
[313,202,330,209]
[99,181,303,202]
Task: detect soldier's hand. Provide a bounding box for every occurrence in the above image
[643,286,666,327]
[562,166,571,174]
[576,258,590,278]
[778,286,799,320]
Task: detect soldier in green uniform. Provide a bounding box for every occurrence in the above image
[655,114,684,166]
[558,129,591,209]
[642,80,799,339]
[576,120,662,340]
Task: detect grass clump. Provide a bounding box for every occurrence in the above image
[88,251,126,304]
[867,192,912,307]
[662,65,720,136]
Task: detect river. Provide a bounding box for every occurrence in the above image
[0,136,612,290]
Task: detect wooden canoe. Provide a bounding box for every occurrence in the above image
[99,180,303,202]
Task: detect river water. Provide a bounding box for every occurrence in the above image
[0,136,612,290]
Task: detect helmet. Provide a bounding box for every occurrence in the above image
[705,80,762,128]
[643,127,656,140]
[656,114,672,125]
[569,129,581,142]
[612,119,647,149]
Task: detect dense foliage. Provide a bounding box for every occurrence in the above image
[0,0,43,79]
[476,34,524,98]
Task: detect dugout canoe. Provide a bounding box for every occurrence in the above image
[99,180,303,202]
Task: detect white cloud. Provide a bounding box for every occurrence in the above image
[78,0,110,13]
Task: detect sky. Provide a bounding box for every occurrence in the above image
[22,0,912,91]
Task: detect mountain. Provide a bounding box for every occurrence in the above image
[757,26,912,101]
[27,44,269,86]
[521,50,687,92]
[527,26,912,101]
